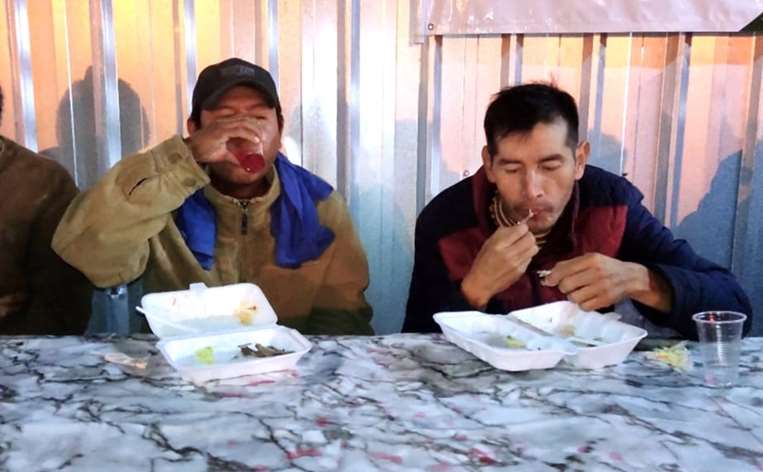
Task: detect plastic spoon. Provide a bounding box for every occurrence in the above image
[506,313,605,347]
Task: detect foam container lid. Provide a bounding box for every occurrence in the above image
[140,283,278,338]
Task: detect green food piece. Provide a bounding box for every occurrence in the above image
[505,336,526,349]
[195,346,215,365]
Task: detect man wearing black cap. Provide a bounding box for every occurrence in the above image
[53,58,373,335]
[0,84,92,334]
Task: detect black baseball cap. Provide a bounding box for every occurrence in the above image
[190,57,280,122]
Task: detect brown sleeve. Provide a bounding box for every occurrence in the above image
[307,192,374,335]
[52,136,210,288]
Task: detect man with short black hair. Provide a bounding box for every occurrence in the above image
[404,83,752,338]
[54,58,373,335]
[0,85,91,334]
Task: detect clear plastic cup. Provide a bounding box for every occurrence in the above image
[692,311,747,387]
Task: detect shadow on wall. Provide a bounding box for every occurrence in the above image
[40,67,150,334]
[586,131,627,175]
[40,66,150,189]
[676,146,762,336]
[592,130,759,335]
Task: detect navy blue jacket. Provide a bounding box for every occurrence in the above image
[404,165,752,339]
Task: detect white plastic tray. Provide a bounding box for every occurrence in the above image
[140,283,278,338]
[435,301,647,371]
[433,311,577,371]
[157,326,312,384]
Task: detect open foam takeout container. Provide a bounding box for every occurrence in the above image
[434,301,647,371]
[140,283,312,383]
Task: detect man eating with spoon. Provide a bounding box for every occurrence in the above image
[404,83,751,339]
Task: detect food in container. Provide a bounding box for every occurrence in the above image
[434,301,647,371]
[157,325,311,384]
[142,283,312,383]
[433,311,577,371]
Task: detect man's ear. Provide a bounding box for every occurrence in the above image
[187,118,198,136]
[574,141,590,180]
[482,146,496,183]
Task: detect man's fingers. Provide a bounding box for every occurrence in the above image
[218,124,262,144]
[565,282,601,305]
[577,297,610,312]
[543,254,594,286]
[491,223,530,247]
[555,268,598,295]
[493,228,536,255]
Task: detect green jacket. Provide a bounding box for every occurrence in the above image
[0,136,91,334]
[53,136,373,335]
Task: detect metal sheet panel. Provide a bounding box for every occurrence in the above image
[621,34,669,210]
[61,0,95,188]
[736,34,763,336]
[300,0,338,185]
[353,0,414,334]
[421,0,763,34]
[0,0,15,139]
[673,35,755,268]
[6,0,35,150]
[26,0,57,156]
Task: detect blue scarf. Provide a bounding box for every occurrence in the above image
[175,153,335,270]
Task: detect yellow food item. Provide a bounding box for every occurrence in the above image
[558,324,576,338]
[646,342,690,371]
[505,336,526,349]
[233,303,258,325]
[195,346,215,365]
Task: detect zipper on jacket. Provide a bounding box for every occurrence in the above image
[239,200,249,235]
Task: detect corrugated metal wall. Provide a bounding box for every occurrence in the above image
[1,0,761,335]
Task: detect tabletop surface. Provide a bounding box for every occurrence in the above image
[1,334,762,471]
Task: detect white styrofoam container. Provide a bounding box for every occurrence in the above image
[140,283,278,338]
[141,283,311,383]
[508,301,648,369]
[156,326,312,384]
[433,311,577,371]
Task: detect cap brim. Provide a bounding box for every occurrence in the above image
[201,78,279,110]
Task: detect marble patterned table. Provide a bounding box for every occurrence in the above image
[1,334,762,471]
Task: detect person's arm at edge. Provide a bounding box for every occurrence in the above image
[14,166,92,334]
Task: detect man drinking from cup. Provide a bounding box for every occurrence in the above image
[53,58,373,335]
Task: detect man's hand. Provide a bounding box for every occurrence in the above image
[461,223,539,309]
[187,117,262,165]
[541,252,672,313]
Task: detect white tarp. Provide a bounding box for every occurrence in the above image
[420,0,763,35]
